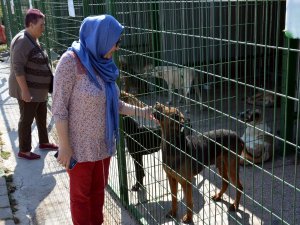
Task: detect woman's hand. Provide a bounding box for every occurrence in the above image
[139,106,159,124]
[138,106,153,119]
[55,121,73,170]
[56,146,73,170]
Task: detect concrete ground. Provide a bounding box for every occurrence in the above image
[0,60,139,225]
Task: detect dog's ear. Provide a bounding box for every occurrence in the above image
[152,102,163,121]
[174,110,187,133]
[176,109,185,122]
[173,110,185,124]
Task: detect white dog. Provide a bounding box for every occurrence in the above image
[239,109,273,165]
[149,66,202,111]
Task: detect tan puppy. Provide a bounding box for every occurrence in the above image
[239,108,273,165]
[246,92,275,107]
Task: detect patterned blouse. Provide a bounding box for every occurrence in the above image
[52,51,135,162]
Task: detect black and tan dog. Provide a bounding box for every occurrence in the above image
[122,116,161,191]
[120,91,161,190]
[152,102,245,223]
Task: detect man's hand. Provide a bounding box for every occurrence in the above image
[22,89,32,102]
[16,75,32,102]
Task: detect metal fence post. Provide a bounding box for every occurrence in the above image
[14,0,23,31]
[150,0,160,66]
[106,0,129,207]
[280,37,299,155]
[82,0,89,18]
[5,0,18,38]
[40,0,51,61]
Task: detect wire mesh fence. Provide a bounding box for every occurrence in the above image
[1,0,300,224]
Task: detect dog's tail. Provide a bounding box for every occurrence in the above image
[236,137,253,165]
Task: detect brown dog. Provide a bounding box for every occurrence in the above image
[152,102,245,223]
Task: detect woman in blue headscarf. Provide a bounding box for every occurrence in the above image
[52,15,152,224]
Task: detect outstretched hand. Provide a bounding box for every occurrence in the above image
[140,106,159,124]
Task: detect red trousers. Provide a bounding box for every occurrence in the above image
[68,157,111,225]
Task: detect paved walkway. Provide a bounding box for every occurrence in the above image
[0,176,15,225]
[0,60,138,224]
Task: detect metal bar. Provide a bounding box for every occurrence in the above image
[5,0,17,38]
[107,0,130,207]
[280,37,298,155]
[82,0,89,18]
[40,0,51,61]
[13,0,23,31]
[150,0,160,66]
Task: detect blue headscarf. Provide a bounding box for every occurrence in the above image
[69,15,124,155]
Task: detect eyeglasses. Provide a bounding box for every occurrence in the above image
[115,38,121,47]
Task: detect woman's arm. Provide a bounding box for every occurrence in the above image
[52,52,76,169]
[55,120,73,169]
[119,100,152,119]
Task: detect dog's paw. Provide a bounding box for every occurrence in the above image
[166,210,177,219]
[211,194,222,202]
[228,203,238,212]
[182,214,193,224]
